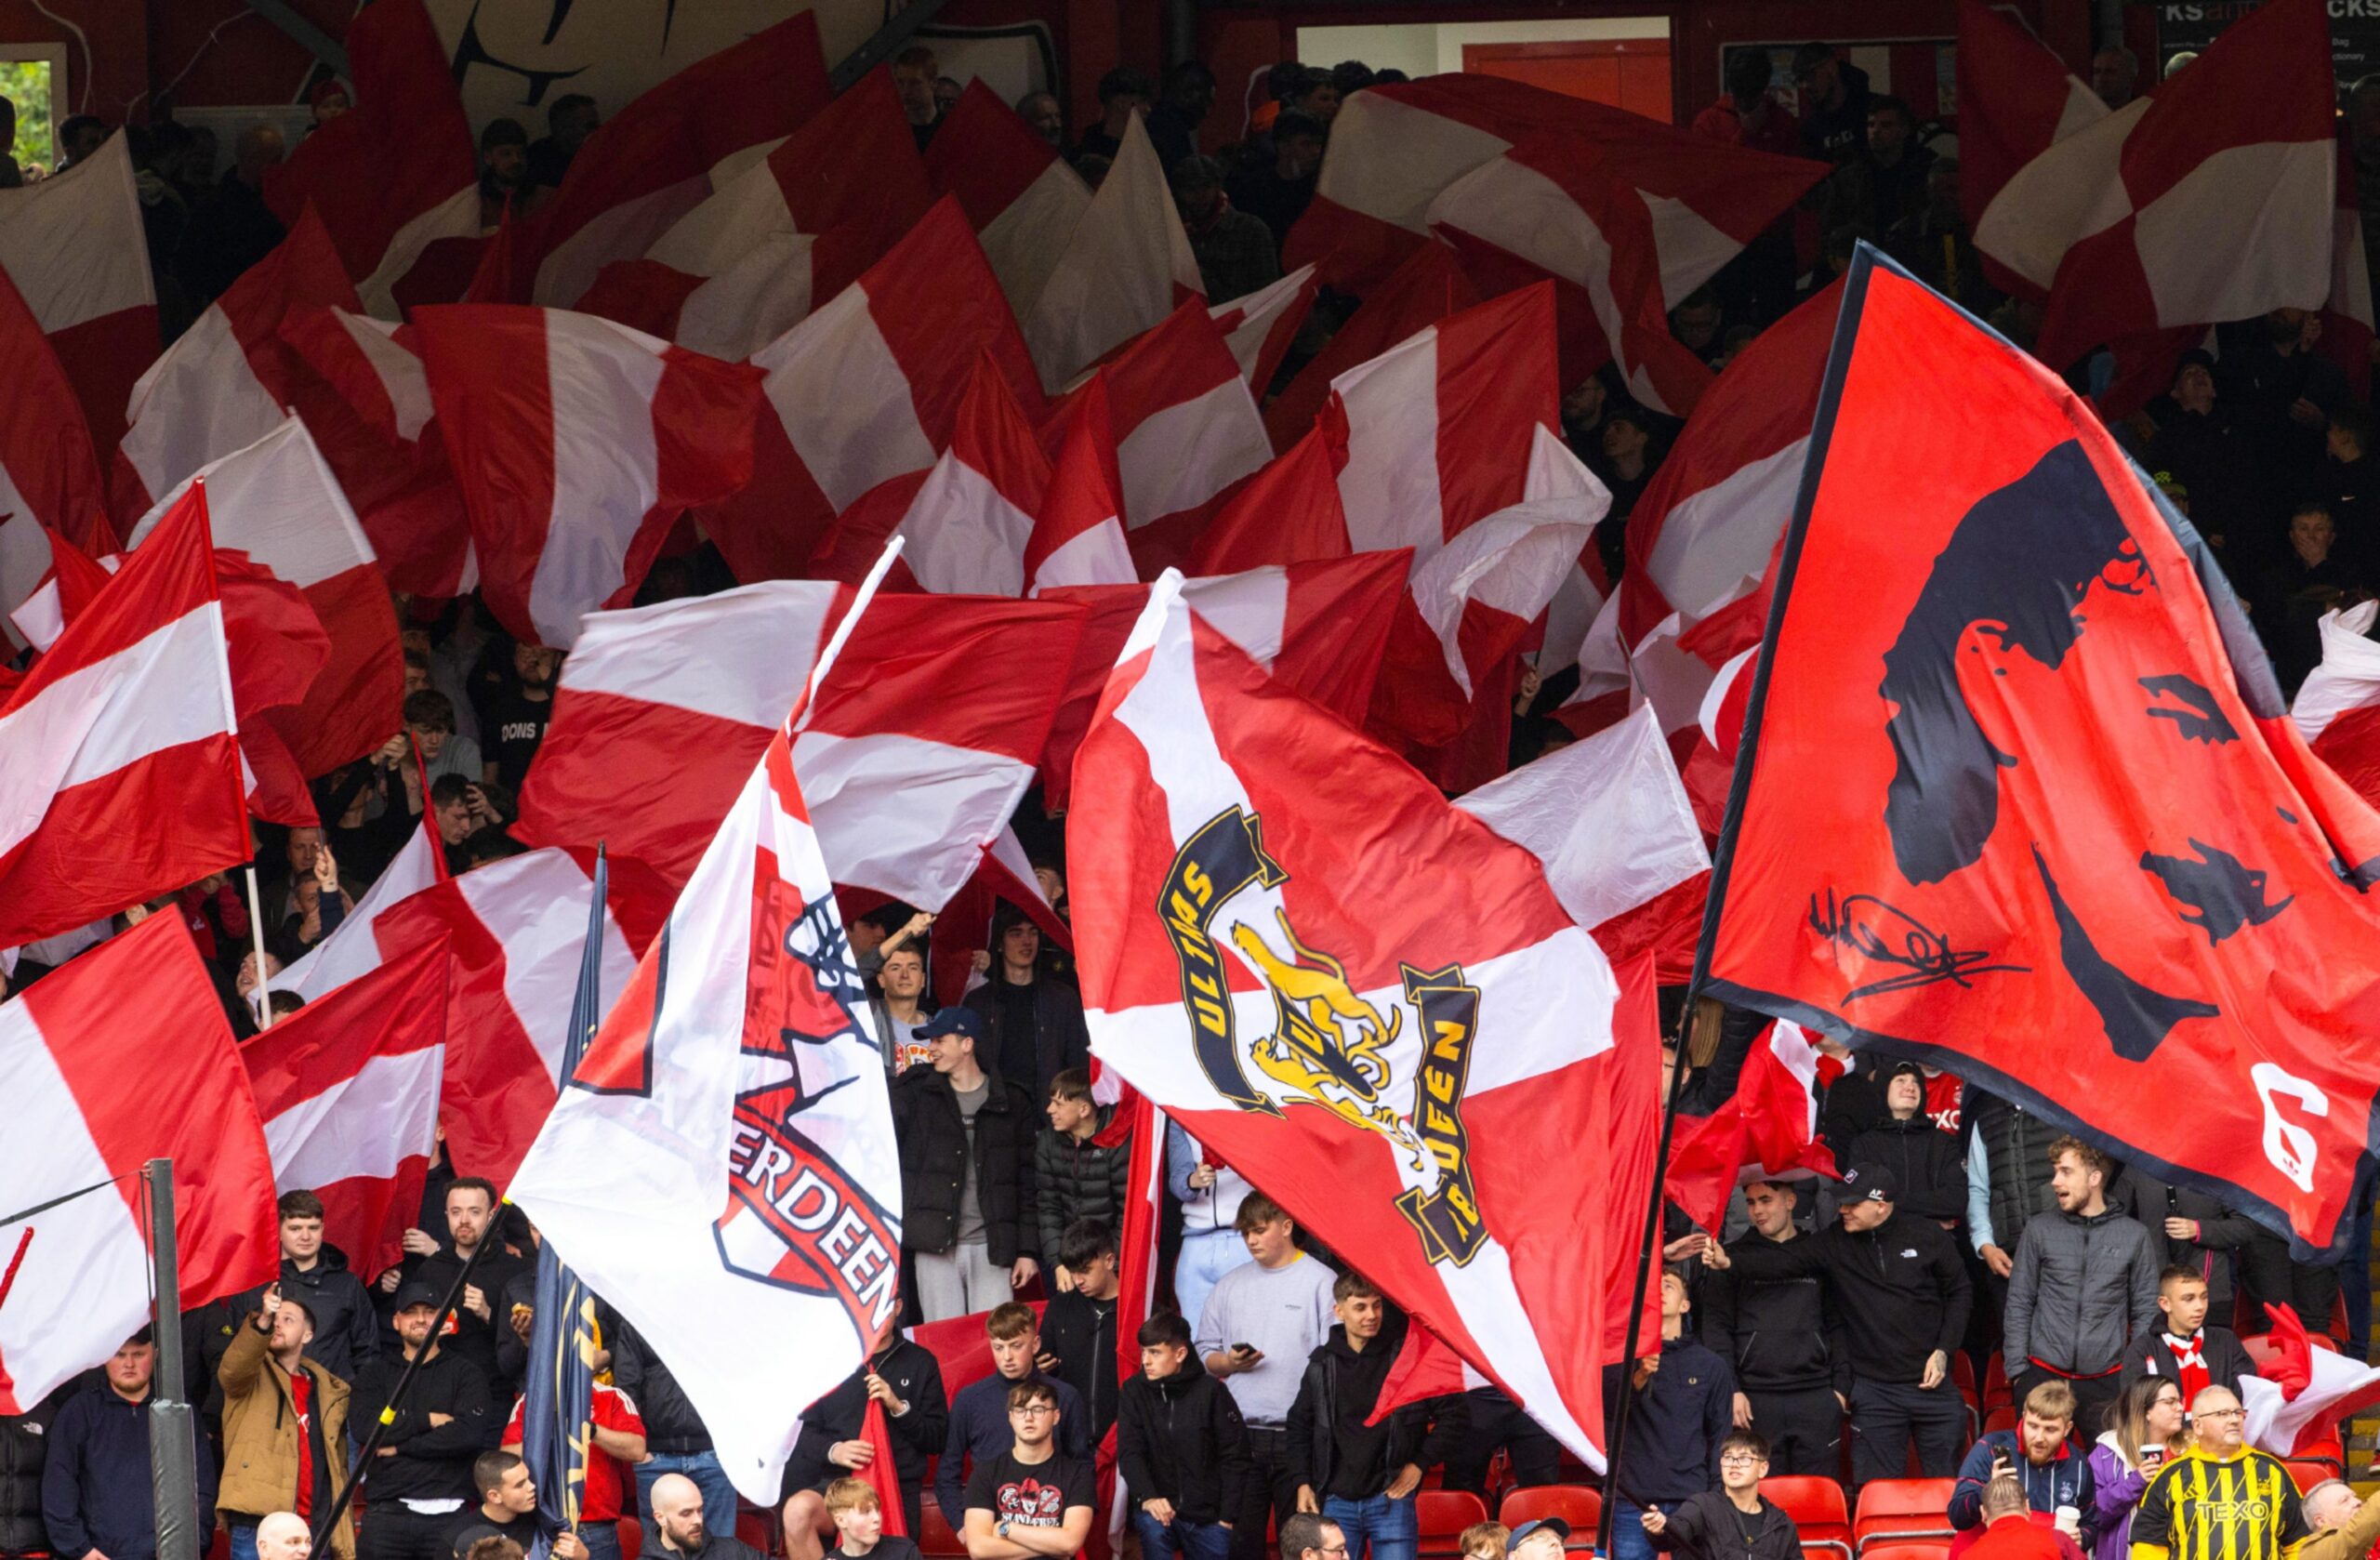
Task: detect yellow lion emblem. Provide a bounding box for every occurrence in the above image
[1231,910,1432,1174]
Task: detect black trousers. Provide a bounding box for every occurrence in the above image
[358,1503,466,1560]
[1847,1378,1965,1487]
[1442,1386,1561,1499]
[1745,1386,1844,1479]
[1231,1426,1305,1560]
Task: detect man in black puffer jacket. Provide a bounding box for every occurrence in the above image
[892,1008,1039,1321]
[1035,1070,1130,1273]
[1287,1276,1467,1560]
[1118,1313,1250,1560]
[0,1385,65,1560]
[1846,1062,1967,1227]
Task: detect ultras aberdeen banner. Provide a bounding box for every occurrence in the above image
[1703,249,2380,1251]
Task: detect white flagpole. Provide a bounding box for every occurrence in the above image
[243,865,274,1029]
[796,535,905,721]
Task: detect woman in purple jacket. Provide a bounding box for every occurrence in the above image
[2089,1376,2185,1560]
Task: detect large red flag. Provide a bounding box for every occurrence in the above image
[369,848,674,1185]
[1703,249,2380,1252]
[240,937,450,1280]
[0,483,247,945]
[1069,578,1659,1468]
[0,913,278,1411]
[262,0,478,314]
[0,136,158,457]
[414,305,765,647]
[0,259,109,644]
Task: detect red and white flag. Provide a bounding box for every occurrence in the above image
[1427,130,1818,415]
[240,937,449,1280]
[510,639,904,1503]
[126,416,403,776]
[0,482,246,946]
[1562,281,1840,752]
[1955,0,2108,265]
[1035,550,1414,812]
[1264,243,1477,456]
[112,206,360,524]
[811,354,1052,593]
[701,198,1045,585]
[1210,264,1317,397]
[0,134,159,457]
[414,305,765,647]
[578,229,874,364]
[1048,299,1272,575]
[2293,601,2380,809]
[274,303,475,598]
[1026,377,1135,594]
[1023,112,1203,390]
[370,847,674,1185]
[262,0,479,320]
[520,13,832,308]
[0,260,109,644]
[1286,74,1818,300]
[1663,1019,1839,1235]
[1069,576,1658,1469]
[515,583,1087,893]
[1974,0,2335,371]
[642,68,933,281]
[273,798,447,1004]
[0,913,276,1411]
[925,81,1095,320]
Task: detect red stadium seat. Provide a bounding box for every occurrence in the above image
[1416,1489,1490,1557]
[736,1509,776,1557]
[2285,1457,2346,1492]
[1853,1479,1957,1553]
[919,1503,969,1559]
[1857,1544,1950,1560]
[1804,1542,1855,1560]
[1498,1485,1603,1546]
[1982,1407,2016,1435]
[1981,1356,2012,1413]
[618,1520,643,1560]
[1761,1476,1850,1547]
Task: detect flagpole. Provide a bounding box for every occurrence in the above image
[1597,246,1884,1555]
[800,535,906,720]
[307,1235,498,1555]
[242,865,274,1029]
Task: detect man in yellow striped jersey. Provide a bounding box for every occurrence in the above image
[2129,1386,2307,1560]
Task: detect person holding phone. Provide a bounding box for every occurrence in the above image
[1193,1196,1335,1560]
[2088,1377,2182,1560]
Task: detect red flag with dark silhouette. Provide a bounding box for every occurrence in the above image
[1701,249,2380,1254]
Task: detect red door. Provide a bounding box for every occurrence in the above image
[1461,38,1673,121]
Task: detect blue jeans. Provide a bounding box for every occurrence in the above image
[1134,1513,1235,1560]
[231,1525,260,1560]
[1174,1230,1251,1335]
[1612,1501,1681,1560]
[581,1522,625,1560]
[637,1450,740,1536]
[1324,1493,1417,1560]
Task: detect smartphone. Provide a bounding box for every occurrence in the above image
[1232,1342,1257,1354]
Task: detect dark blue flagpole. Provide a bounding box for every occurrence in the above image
[519,847,609,1560]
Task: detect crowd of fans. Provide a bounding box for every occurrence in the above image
[7,27,2380,1560]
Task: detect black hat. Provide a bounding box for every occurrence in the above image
[1841,1161,1899,1203]
[392,1280,441,1312]
[1510,1518,1572,1547]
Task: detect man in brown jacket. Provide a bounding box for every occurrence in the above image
[219,1285,352,1560]
[2297,1480,2380,1560]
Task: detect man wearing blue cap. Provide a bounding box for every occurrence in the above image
[891,1007,1041,1321]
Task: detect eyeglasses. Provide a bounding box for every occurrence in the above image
[2199,1408,2246,1421]
[1009,1404,1059,1418]
[1720,1452,1766,1464]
